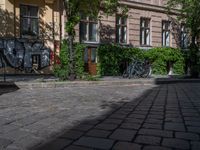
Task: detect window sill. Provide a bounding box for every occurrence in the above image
[116,43,130,46]
[81,41,100,44]
[140,45,152,47]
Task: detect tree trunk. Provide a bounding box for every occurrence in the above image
[68,35,76,81]
[190,35,199,78]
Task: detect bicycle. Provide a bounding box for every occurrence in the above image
[123,58,151,78]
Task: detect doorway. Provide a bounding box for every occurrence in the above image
[84,47,97,75]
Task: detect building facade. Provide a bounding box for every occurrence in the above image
[0,0,186,75]
[0,0,64,74]
[74,0,186,75]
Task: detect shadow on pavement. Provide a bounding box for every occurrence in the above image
[0,82,20,96]
[32,86,158,150]
[31,79,200,150]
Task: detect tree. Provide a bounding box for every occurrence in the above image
[63,0,127,80]
[167,0,200,77]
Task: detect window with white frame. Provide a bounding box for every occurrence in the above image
[20,5,39,37]
[80,14,98,42]
[181,24,189,49]
[162,21,171,47]
[140,18,151,46]
[116,15,127,44]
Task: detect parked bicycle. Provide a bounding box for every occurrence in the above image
[122,58,152,78]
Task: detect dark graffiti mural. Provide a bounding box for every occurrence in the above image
[0,38,50,73]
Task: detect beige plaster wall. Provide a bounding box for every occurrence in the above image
[0,0,62,43]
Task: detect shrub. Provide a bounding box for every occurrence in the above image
[53,41,85,80]
[144,47,185,75]
[97,44,144,76]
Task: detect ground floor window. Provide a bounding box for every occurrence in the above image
[20,5,39,37]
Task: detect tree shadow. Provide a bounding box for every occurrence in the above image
[32,85,159,150]
[30,79,200,150]
[0,4,60,73]
[100,22,115,44]
[0,82,19,96]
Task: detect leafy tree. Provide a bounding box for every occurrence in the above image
[63,0,127,80]
[167,0,200,77]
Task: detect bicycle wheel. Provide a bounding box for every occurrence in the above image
[141,65,151,78]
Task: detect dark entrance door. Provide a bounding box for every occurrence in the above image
[84,47,97,75]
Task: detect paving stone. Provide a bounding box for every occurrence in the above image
[95,123,118,131]
[86,129,111,138]
[128,114,146,119]
[138,128,173,138]
[187,127,200,134]
[113,142,141,150]
[64,145,92,150]
[142,123,162,129]
[109,129,136,141]
[164,122,186,131]
[147,114,163,119]
[74,136,114,149]
[61,130,84,140]
[109,114,127,119]
[145,118,163,124]
[165,114,182,118]
[175,132,199,141]
[103,119,123,125]
[184,117,200,121]
[74,124,93,132]
[162,138,190,149]
[125,118,144,124]
[0,138,13,148]
[82,120,100,125]
[185,121,200,127]
[39,139,72,150]
[165,117,183,123]
[143,146,171,150]
[135,135,161,145]
[120,123,141,130]
[191,141,200,150]
[183,113,199,117]
[13,135,44,150]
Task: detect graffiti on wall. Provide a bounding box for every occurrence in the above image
[0,38,50,73]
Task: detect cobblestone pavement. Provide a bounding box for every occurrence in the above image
[0,83,200,150]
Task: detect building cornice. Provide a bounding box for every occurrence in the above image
[120,0,179,15]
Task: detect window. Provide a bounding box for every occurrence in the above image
[116,15,127,44]
[181,24,189,49]
[91,48,97,63]
[80,14,98,42]
[140,18,151,46]
[162,21,171,47]
[20,5,39,37]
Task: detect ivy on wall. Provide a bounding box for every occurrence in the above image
[145,47,185,75]
[97,44,144,76]
[54,43,185,80]
[53,41,85,80]
[97,45,185,76]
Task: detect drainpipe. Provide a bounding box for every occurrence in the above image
[14,0,16,38]
[52,2,56,65]
[59,0,62,48]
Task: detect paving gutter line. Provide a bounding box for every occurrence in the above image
[12,79,155,88]
[2,78,200,88]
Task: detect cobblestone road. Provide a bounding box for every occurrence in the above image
[0,83,200,150]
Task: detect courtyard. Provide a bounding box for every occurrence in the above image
[0,81,200,150]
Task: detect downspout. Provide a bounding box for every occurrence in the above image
[52,2,56,65]
[14,0,16,38]
[59,0,62,49]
